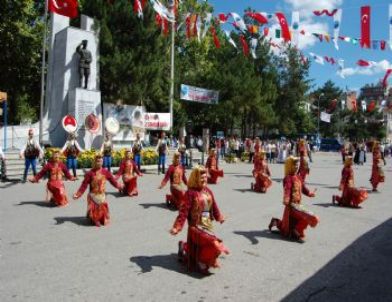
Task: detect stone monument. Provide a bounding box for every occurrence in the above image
[42,13,102,149]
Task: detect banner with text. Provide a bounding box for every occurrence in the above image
[144,113,171,130]
[180,84,219,104]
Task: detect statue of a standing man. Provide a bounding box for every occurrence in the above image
[76,40,92,89]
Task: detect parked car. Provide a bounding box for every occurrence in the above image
[319,138,342,152]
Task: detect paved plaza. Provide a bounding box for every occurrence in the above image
[0,153,391,302]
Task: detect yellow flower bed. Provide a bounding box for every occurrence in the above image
[44,147,158,168]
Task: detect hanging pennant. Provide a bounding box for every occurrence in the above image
[382,69,392,88]
[275,12,291,42]
[249,38,258,59]
[149,0,174,23]
[218,13,229,24]
[201,13,212,39]
[367,100,376,112]
[357,59,371,67]
[381,40,387,50]
[210,26,221,48]
[360,6,371,48]
[333,9,342,50]
[240,35,249,56]
[230,12,247,33]
[245,12,268,25]
[224,30,237,48]
[313,9,338,17]
[291,11,300,46]
[309,52,324,65]
[133,0,143,19]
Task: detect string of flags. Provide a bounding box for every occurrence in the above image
[48,0,392,85]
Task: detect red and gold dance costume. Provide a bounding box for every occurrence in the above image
[269,157,319,242]
[74,164,122,227]
[205,149,223,184]
[116,155,142,197]
[370,142,385,191]
[171,166,228,274]
[31,158,74,207]
[251,151,272,193]
[160,153,187,209]
[298,152,309,183]
[333,157,368,207]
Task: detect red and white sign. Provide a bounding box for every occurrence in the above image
[62,115,78,133]
[144,113,171,130]
[85,114,100,134]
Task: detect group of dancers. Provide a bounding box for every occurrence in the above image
[16,129,386,275]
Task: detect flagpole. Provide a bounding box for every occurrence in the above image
[39,0,48,145]
[169,1,175,131]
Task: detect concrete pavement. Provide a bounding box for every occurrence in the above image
[0,153,391,302]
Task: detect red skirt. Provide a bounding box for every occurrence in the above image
[253,173,272,193]
[123,176,138,196]
[336,187,368,207]
[166,185,186,209]
[181,226,225,272]
[47,180,68,207]
[276,204,319,239]
[208,169,224,184]
[370,167,385,189]
[87,195,110,226]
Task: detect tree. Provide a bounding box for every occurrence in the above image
[0,0,44,123]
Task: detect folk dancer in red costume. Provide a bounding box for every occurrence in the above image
[115,149,142,197]
[159,152,187,209]
[269,156,319,243]
[170,166,229,274]
[370,141,385,192]
[251,151,272,193]
[29,151,75,207]
[297,140,310,183]
[205,149,224,184]
[332,156,368,207]
[73,154,123,227]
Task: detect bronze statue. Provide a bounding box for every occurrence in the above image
[76,40,92,89]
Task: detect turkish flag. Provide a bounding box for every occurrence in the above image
[360,6,371,48]
[240,35,249,56]
[275,12,291,42]
[245,12,268,25]
[367,100,376,112]
[49,0,78,19]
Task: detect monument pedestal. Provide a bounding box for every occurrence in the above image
[68,88,102,149]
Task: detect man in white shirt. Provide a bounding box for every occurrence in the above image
[20,129,43,182]
[61,132,84,178]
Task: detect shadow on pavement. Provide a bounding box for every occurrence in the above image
[281,218,392,302]
[138,203,176,211]
[234,230,289,245]
[233,188,254,193]
[232,174,253,178]
[53,216,93,226]
[130,254,207,278]
[16,201,54,208]
[313,203,362,209]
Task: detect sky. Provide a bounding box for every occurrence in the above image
[206,0,392,92]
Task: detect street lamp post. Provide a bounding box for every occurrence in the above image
[317,93,324,148]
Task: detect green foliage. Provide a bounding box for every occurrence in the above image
[15,93,37,123]
[0,0,44,124]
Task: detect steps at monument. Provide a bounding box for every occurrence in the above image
[3,151,42,180]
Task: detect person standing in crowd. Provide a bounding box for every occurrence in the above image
[61,132,84,178]
[101,133,113,172]
[170,166,229,274]
[266,141,272,163]
[215,137,221,162]
[0,145,7,182]
[340,144,347,164]
[268,156,318,243]
[358,143,366,165]
[20,129,43,182]
[177,137,187,167]
[249,138,255,163]
[156,132,169,174]
[333,156,368,207]
[116,149,142,197]
[29,150,75,207]
[73,154,123,227]
[159,152,187,209]
[132,133,143,171]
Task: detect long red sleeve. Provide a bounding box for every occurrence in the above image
[103,169,122,189]
[34,163,51,181]
[172,192,191,232]
[76,170,92,196]
[60,162,73,180]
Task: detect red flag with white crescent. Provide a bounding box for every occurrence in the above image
[48,0,78,18]
[275,12,291,42]
[210,26,220,48]
[360,6,371,48]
